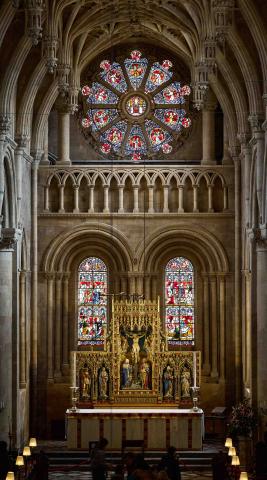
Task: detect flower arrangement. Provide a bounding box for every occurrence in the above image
[228,398,257,437]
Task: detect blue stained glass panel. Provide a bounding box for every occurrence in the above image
[100,120,127,152]
[154,82,185,104]
[78,257,107,346]
[165,257,194,345]
[154,108,186,131]
[145,63,173,93]
[87,82,119,104]
[145,120,172,151]
[100,63,127,93]
[124,57,148,90]
[124,125,147,156]
[87,109,119,132]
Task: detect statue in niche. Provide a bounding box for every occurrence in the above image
[163,365,174,398]
[79,365,91,399]
[120,334,128,354]
[181,367,191,398]
[99,366,109,399]
[139,358,150,389]
[121,358,132,388]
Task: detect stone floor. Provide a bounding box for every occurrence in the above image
[49,472,212,480]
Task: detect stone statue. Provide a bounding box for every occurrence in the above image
[181,368,191,397]
[163,365,174,398]
[99,366,109,399]
[80,366,91,399]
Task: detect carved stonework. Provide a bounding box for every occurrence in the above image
[72,298,201,407]
[212,0,235,43]
[25,0,44,45]
[43,33,58,73]
[0,115,11,137]
[0,228,20,250]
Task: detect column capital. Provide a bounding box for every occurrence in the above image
[0,115,11,138]
[45,272,56,281]
[0,227,20,251]
[15,134,29,150]
[248,114,264,134]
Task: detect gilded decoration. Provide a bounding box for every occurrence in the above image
[72,298,201,407]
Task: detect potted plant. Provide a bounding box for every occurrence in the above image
[228,398,257,468]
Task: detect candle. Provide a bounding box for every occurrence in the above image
[72,352,76,387]
[193,351,197,388]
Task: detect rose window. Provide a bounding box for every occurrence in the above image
[81,50,191,162]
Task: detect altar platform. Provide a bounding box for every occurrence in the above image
[66,408,204,451]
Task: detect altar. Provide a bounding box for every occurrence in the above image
[66,408,204,450]
[67,298,202,451]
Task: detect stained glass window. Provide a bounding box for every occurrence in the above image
[81,50,191,162]
[78,257,107,346]
[165,257,194,346]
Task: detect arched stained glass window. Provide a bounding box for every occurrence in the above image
[165,257,194,346]
[78,257,107,346]
[80,50,191,162]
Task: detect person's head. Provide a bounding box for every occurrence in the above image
[167,446,177,457]
[98,437,108,449]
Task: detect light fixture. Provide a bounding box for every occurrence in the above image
[225,437,232,448]
[15,456,24,466]
[232,455,240,466]
[228,446,236,456]
[239,473,248,480]
[6,473,15,480]
[22,446,31,456]
[29,438,37,447]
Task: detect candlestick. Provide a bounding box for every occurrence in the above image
[193,351,197,388]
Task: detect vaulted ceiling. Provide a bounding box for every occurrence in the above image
[0,0,266,154]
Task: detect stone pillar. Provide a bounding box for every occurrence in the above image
[163,186,169,213]
[202,103,216,165]
[129,276,135,295]
[47,273,55,381]
[59,185,65,213]
[178,186,184,213]
[219,275,226,381]
[144,275,151,300]
[133,186,139,213]
[120,277,127,295]
[245,272,252,390]
[57,106,71,165]
[0,236,15,442]
[193,185,199,213]
[88,185,94,213]
[243,145,252,226]
[103,185,109,213]
[54,274,62,378]
[249,116,264,223]
[223,186,228,211]
[44,185,49,212]
[62,274,69,375]
[19,271,27,388]
[210,275,218,378]
[118,185,124,213]
[73,185,79,213]
[256,240,267,409]
[208,184,214,212]
[151,276,157,300]
[222,118,232,165]
[202,275,210,375]
[148,186,154,213]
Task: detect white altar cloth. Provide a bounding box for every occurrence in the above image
[66,408,204,451]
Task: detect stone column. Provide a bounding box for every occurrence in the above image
[256,240,267,409]
[178,186,184,213]
[223,186,228,211]
[73,185,79,213]
[103,185,109,213]
[222,118,232,165]
[133,186,139,213]
[118,185,124,213]
[245,272,252,390]
[47,273,55,381]
[120,277,127,295]
[193,185,199,213]
[57,105,71,165]
[44,185,49,212]
[129,276,135,295]
[210,275,218,378]
[219,275,226,381]
[249,116,264,223]
[208,184,214,212]
[0,234,16,442]
[163,186,169,213]
[62,274,69,375]
[148,186,154,213]
[59,185,65,213]
[202,275,210,375]
[243,144,252,226]
[151,276,158,300]
[54,274,62,378]
[144,275,151,300]
[88,185,94,213]
[202,103,216,165]
[19,271,27,388]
